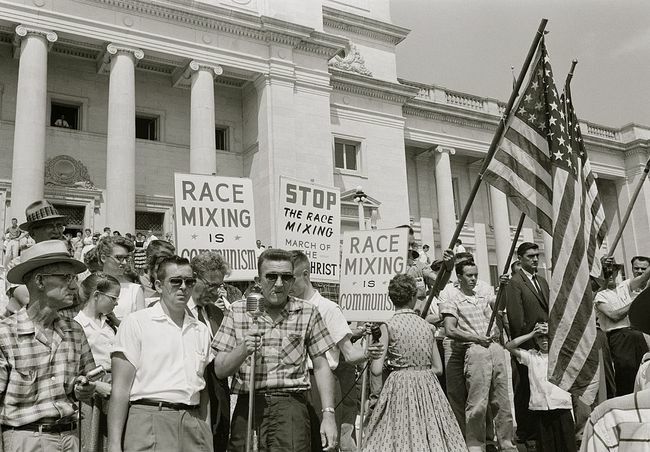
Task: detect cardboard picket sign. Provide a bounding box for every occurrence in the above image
[339,228,409,322]
[174,173,257,281]
[277,177,340,283]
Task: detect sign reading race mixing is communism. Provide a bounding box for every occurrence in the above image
[339,228,409,322]
[277,177,340,283]
[174,173,257,280]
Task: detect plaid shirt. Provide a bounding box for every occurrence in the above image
[440,287,497,344]
[0,308,96,426]
[211,297,334,394]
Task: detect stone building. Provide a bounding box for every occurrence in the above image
[0,0,647,282]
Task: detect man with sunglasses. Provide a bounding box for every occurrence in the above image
[189,251,243,452]
[212,249,338,452]
[108,256,213,452]
[1,240,96,451]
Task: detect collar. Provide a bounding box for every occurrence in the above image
[187,297,198,313]
[521,268,536,282]
[74,310,106,329]
[15,307,72,336]
[150,301,198,328]
[307,290,321,305]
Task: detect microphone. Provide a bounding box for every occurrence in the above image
[246,292,264,320]
[74,365,107,386]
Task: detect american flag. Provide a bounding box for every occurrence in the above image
[483,37,599,402]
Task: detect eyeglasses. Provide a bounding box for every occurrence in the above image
[39,273,77,284]
[110,255,131,263]
[167,277,197,288]
[263,273,295,284]
[197,277,223,292]
[96,291,119,301]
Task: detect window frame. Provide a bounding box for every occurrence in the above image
[332,135,365,176]
[215,125,229,151]
[47,93,87,131]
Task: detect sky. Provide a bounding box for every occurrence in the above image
[389,0,650,128]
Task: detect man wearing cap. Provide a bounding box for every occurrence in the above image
[505,242,549,443]
[19,200,67,245]
[107,255,213,452]
[0,240,96,451]
[594,259,650,396]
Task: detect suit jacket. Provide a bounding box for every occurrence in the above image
[506,271,549,343]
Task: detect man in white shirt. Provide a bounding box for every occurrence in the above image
[594,259,650,396]
[107,256,212,452]
[289,250,382,452]
[143,230,159,249]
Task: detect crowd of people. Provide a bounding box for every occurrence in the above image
[0,199,649,452]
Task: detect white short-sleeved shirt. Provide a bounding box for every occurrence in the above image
[594,281,635,332]
[307,291,352,370]
[113,282,143,321]
[112,302,212,405]
[74,310,116,371]
[516,349,572,410]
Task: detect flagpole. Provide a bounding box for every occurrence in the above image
[420,18,549,318]
[565,59,578,86]
[606,158,650,257]
[485,212,526,335]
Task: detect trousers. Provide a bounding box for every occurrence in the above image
[2,429,78,452]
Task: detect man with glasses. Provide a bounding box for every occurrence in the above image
[212,249,338,452]
[189,251,242,452]
[1,240,96,451]
[108,255,213,452]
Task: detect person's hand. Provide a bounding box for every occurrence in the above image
[533,322,548,336]
[74,379,96,402]
[94,381,111,398]
[243,328,262,356]
[320,413,338,451]
[499,273,510,286]
[367,342,384,360]
[442,249,455,270]
[474,335,492,348]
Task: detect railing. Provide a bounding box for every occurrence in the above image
[585,123,619,141]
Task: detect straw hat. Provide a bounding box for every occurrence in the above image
[7,240,86,284]
[20,200,67,231]
[629,286,650,334]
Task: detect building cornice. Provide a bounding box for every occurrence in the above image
[329,69,418,105]
[403,101,500,132]
[322,5,409,45]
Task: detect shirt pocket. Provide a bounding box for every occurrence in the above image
[280,333,304,365]
[11,359,38,404]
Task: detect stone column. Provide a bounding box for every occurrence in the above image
[10,25,57,220]
[105,44,143,234]
[189,61,222,174]
[489,185,512,272]
[434,146,456,250]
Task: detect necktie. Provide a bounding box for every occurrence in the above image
[196,306,206,325]
[532,274,546,302]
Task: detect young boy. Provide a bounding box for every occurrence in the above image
[505,322,576,452]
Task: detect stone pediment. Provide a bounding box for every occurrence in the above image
[45,155,96,189]
[329,45,372,77]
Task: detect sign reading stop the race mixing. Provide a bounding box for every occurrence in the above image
[339,228,409,322]
[277,177,340,283]
[174,173,257,281]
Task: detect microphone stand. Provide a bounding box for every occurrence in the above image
[246,318,258,452]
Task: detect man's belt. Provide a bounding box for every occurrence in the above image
[3,422,77,434]
[241,391,306,401]
[131,399,199,411]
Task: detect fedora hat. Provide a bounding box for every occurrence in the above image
[20,200,67,231]
[629,286,650,334]
[7,240,86,284]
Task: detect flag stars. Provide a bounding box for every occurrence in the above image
[524,94,533,102]
[553,150,564,160]
[518,107,526,115]
[534,102,543,111]
[529,113,537,123]
[550,101,558,111]
[531,81,539,90]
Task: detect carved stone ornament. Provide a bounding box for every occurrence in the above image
[45,155,96,189]
[329,45,372,77]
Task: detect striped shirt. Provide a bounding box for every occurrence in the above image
[211,297,334,395]
[0,308,96,426]
[440,286,497,344]
[581,389,650,451]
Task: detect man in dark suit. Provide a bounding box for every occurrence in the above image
[506,242,549,444]
[190,251,243,452]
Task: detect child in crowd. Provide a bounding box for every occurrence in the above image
[505,322,576,452]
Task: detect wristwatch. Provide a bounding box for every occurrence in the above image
[321,407,335,414]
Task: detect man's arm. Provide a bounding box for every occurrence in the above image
[107,353,136,452]
[505,280,524,338]
[595,298,631,322]
[443,315,491,347]
[312,354,338,452]
[213,329,260,379]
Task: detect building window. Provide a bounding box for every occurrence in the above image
[489,264,499,288]
[136,115,158,141]
[334,140,359,171]
[452,177,461,220]
[135,211,164,236]
[51,102,80,130]
[52,204,85,234]
[215,126,229,151]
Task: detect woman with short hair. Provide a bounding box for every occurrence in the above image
[363,274,466,451]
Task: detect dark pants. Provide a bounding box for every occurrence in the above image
[208,377,230,452]
[608,327,649,396]
[230,393,310,452]
[513,361,536,441]
[533,409,576,452]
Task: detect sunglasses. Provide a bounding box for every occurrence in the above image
[110,255,131,263]
[39,273,77,284]
[96,291,119,301]
[197,277,224,292]
[263,273,295,284]
[167,277,197,288]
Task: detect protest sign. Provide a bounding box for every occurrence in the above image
[277,177,340,283]
[174,173,257,280]
[339,228,409,322]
